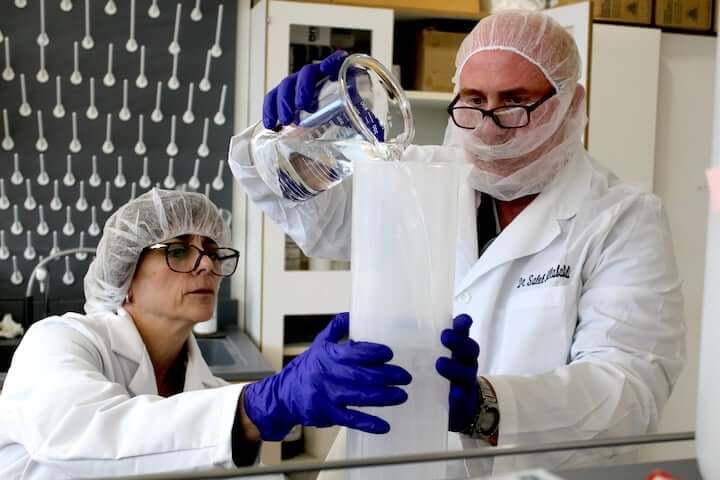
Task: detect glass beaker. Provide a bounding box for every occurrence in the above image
[251,53,415,202]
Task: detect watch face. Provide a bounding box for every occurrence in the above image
[478,407,500,435]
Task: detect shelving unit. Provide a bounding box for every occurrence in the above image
[247,0,394,467]
[248,0,393,369]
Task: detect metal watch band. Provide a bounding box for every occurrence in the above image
[478,377,499,446]
[479,376,497,405]
[462,377,500,446]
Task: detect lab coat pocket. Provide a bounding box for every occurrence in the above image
[496,286,577,375]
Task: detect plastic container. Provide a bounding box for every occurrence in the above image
[347,154,460,480]
[251,54,414,202]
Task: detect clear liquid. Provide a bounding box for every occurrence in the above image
[254,130,405,202]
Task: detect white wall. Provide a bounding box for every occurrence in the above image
[587,25,661,191]
[645,32,716,461]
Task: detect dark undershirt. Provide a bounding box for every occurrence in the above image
[476,192,501,258]
[162,344,188,397]
[231,392,261,466]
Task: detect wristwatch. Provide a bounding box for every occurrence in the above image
[462,377,500,446]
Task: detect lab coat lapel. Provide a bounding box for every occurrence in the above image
[109,308,159,396]
[455,150,591,294]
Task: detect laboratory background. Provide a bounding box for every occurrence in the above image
[0,0,718,478]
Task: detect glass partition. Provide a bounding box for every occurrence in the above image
[121,432,696,480]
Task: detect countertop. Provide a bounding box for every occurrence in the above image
[202,328,276,382]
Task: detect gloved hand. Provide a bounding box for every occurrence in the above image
[242,312,412,441]
[436,314,480,432]
[262,50,348,130]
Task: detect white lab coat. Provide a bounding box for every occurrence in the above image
[228,126,686,475]
[0,308,252,479]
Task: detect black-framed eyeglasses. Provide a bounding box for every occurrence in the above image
[447,90,556,130]
[145,243,240,277]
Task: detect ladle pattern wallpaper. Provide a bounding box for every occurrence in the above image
[0,0,238,315]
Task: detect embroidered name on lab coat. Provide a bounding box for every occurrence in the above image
[516,264,571,288]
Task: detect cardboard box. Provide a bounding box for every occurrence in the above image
[414,28,466,92]
[655,0,714,30]
[592,0,652,24]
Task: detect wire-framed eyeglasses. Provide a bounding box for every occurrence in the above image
[447,90,556,130]
[145,242,240,277]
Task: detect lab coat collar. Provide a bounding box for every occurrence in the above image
[110,308,217,395]
[455,149,592,294]
[109,307,151,367]
[110,308,159,395]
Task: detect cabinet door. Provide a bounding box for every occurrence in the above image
[255,1,394,373]
[266,0,394,87]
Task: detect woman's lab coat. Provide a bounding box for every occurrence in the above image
[228,128,686,473]
[0,308,248,479]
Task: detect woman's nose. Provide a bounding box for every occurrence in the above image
[194,253,215,275]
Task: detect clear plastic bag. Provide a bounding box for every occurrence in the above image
[348,155,460,480]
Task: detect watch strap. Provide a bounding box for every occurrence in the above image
[462,377,500,446]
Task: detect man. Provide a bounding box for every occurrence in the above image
[228,9,685,474]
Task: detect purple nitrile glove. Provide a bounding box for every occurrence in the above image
[243,312,412,441]
[436,314,481,432]
[262,50,348,130]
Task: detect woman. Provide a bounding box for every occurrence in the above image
[0,189,411,479]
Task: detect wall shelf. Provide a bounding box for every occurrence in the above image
[285,0,488,21]
[406,90,454,107]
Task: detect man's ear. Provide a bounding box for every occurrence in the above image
[570,84,586,114]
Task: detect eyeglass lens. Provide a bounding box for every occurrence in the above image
[165,243,238,276]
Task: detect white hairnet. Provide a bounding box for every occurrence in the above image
[443,9,587,200]
[84,188,230,314]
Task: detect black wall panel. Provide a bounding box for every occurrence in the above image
[0,0,237,304]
